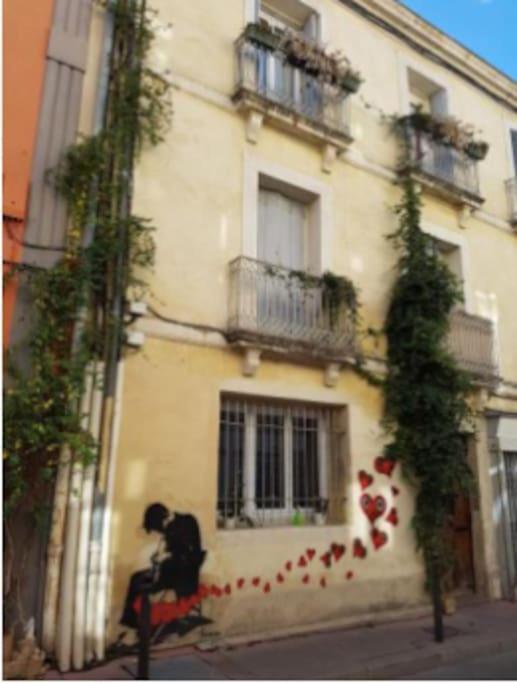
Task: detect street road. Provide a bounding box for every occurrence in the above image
[403,649,517,680]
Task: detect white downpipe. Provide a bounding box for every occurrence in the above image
[55,371,93,673]
[93,361,125,661]
[72,363,104,670]
[41,447,72,655]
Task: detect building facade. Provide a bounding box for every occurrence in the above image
[41,0,517,667]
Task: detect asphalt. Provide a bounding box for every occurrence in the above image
[45,600,517,680]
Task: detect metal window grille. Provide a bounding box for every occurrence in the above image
[217,396,346,528]
[503,452,517,569]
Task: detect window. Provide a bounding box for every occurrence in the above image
[258,187,308,270]
[428,237,464,308]
[510,128,517,177]
[259,0,319,40]
[217,396,346,528]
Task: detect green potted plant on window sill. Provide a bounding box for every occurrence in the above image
[464,140,489,161]
[314,497,329,525]
[244,20,282,52]
[340,69,362,94]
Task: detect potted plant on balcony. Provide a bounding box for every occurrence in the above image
[464,140,489,161]
[314,497,329,525]
[340,68,362,94]
[244,19,282,52]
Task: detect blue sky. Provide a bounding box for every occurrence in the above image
[399,0,516,79]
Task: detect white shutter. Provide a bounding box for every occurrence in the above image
[258,189,305,269]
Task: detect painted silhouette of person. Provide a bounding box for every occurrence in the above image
[120,503,206,629]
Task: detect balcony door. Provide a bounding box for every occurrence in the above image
[257,188,310,338]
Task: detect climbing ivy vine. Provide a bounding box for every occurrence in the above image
[3,0,171,515]
[382,171,474,598]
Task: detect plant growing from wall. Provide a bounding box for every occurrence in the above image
[3,0,171,519]
[382,171,474,640]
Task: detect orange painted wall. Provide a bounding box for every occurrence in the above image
[3,0,55,346]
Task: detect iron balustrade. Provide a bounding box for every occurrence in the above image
[228,256,356,358]
[404,124,480,199]
[448,310,497,380]
[234,35,351,138]
[506,177,517,224]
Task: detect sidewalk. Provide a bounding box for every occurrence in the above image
[46,600,517,680]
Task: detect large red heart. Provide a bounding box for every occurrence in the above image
[298,555,307,568]
[331,543,346,562]
[371,528,388,550]
[252,577,261,587]
[374,456,396,477]
[353,538,367,559]
[360,494,386,524]
[386,508,399,526]
[358,470,374,490]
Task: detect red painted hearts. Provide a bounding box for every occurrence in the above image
[320,577,327,588]
[285,561,292,572]
[386,507,399,526]
[320,551,332,568]
[360,494,387,524]
[391,486,400,497]
[353,538,367,559]
[224,583,231,595]
[374,456,396,477]
[276,572,284,583]
[252,577,261,587]
[298,555,307,568]
[236,578,245,589]
[306,548,316,561]
[211,585,222,597]
[359,470,374,490]
[263,582,271,593]
[346,571,354,580]
[371,528,388,550]
[331,543,346,561]
[302,574,310,584]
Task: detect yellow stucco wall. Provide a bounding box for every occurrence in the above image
[108,0,517,643]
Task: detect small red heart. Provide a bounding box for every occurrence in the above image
[353,539,367,559]
[306,548,316,561]
[263,582,271,593]
[276,572,284,583]
[211,585,222,597]
[358,470,374,490]
[224,583,231,595]
[391,486,400,497]
[237,578,245,589]
[302,574,310,584]
[298,555,307,567]
[371,528,388,550]
[252,577,261,587]
[374,456,396,477]
[320,577,327,588]
[386,507,399,526]
[285,561,292,572]
[346,571,354,580]
[320,551,332,568]
[331,544,346,562]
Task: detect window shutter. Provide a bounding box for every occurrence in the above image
[303,13,319,42]
[511,129,517,176]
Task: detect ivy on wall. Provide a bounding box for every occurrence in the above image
[382,170,474,614]
[3,0,171,516]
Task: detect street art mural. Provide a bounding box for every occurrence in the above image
[122,459,401,647]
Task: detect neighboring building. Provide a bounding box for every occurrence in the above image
[3,0,108,661]
[42,0,517,668]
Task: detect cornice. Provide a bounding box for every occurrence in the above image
[338,0,516,112]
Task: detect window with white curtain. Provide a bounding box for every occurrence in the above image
[217,396,346,528]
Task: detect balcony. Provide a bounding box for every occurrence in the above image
[449,310,498,381]
[233,32,353,169]
[228,256,356,361]
[506,177,517,226]
[402,124,483,207]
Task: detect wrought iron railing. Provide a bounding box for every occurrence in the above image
[234,35,351,138]
[404,124,480,198]
[506,177,517,224]
[228,256,356,357]
[449,310,497,379]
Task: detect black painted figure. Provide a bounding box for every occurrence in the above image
[120,503,206,629]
